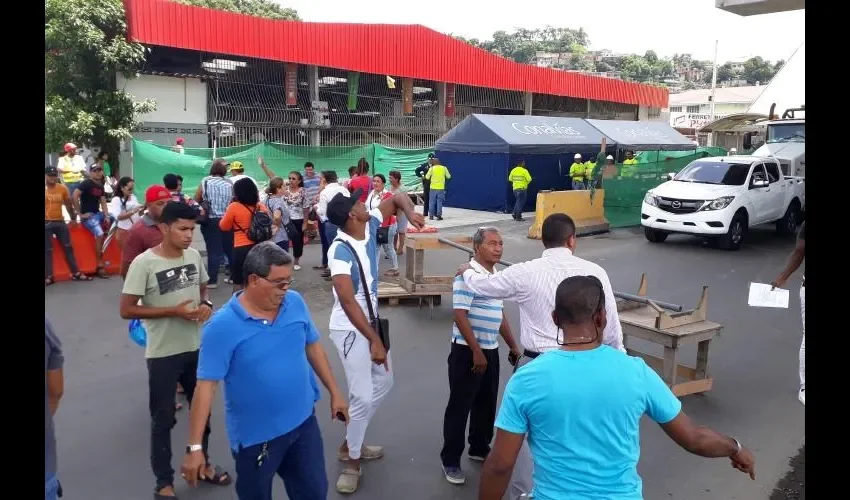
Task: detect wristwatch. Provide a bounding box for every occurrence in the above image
[201,300,214,309]
[186,444,203,454]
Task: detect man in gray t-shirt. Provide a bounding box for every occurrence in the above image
[45,318,64,500]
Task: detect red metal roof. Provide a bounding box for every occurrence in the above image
[125,0,668,108]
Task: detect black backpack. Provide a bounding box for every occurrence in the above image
[236,203,273,243]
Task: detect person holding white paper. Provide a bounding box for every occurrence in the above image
[771,222,806,406]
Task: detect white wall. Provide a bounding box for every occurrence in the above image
[117,73,208,124]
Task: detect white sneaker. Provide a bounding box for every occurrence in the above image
[798,388,805,406]
[294,264,302,271]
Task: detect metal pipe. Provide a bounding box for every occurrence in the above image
[437,237,684,312]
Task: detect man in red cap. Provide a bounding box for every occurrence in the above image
[173,138,185,155]
[57,142,87,194]
[121,185,172,279]
[122,186,190,411]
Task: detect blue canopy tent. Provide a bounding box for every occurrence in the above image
[434,114,614,212]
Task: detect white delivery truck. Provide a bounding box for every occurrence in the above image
[752,104,805,179]
[641,155,805,250]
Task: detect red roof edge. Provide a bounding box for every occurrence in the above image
[124,0,668,108]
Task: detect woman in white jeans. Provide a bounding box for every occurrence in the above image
[366,174,399,276]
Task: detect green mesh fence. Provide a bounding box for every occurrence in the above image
[131,139,433,194]
[603,147,728,228]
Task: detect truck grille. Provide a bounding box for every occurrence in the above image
[657,197,704,214]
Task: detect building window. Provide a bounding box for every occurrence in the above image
[648,107,661,118]
[686,105,700,114]
[670,106,682,113]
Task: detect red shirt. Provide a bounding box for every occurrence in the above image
[348,175,371,202]
[121,215,163,277]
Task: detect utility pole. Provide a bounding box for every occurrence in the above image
[707,40,719,146]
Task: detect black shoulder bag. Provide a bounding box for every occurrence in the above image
[336,239,390,351]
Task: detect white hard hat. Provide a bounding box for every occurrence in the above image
[574,153,581,159]
[606,155,614,160]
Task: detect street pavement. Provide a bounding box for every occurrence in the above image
[46,221,805,500]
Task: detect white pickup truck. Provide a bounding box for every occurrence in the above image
[641,155,805,250]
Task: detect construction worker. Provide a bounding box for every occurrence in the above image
[584,157,597,190]
[621,151,638,179]
[508,161,532,221]
[569,154,586,190]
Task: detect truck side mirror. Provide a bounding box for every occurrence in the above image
[666,173,675,181]
[743,133,753,150]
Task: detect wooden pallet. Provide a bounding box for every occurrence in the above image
[377,281,442,316]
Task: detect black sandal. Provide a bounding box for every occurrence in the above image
[45,277,55,286]
[71,272,93,282]
[95,266,110,279]
[153,485,179,499]
[200,465,232,486]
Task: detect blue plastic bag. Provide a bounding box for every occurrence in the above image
[128,319,147,347]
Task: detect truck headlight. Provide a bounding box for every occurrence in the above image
[643,192,658,207]
[702,196,735,211]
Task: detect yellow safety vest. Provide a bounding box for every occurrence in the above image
[569,162,586,181]
[425,164,451,190]
[621,158,638,178]
[508,166,532,190]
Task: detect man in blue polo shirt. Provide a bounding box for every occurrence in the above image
[181,242,348,500]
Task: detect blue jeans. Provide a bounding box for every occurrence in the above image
[382,223,399,270]
[572,180,586,191]
[318,220,330,267]
[512,189,527,219]
[200,218,225,284]
[324,221,338,246]
[429,189,446,217]
[82,212,110,238]
[45,474,60,500]
[232,414,327,500]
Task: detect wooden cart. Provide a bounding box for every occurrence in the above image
[617,274,722,397]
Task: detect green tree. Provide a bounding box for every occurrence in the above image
[177,0,300,20]
[742,56,775,84]
[45,0,155,164]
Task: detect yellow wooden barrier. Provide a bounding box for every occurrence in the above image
[527,189,610,239]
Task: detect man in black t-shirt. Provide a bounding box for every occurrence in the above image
[415,153,435,216]
[73,165,112,278]
[772,221,806,406]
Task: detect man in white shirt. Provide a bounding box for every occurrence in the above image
[457,212,624,500]
[316,171,349,279]
[325,188,424,494]
[228,161,261,191]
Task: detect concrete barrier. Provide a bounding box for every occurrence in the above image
[527,189,610,239]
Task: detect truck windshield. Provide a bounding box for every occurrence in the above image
[674,161,751,185]
[767,122,805,143]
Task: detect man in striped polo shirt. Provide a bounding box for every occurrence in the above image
[440,227,521,485]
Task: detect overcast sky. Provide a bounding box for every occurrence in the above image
[276,0,804,63]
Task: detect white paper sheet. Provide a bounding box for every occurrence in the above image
[748,282,790,309]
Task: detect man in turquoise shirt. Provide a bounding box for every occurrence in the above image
[479,276,756,500]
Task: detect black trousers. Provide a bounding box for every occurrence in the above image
[440,342,500,467]
[288,220,305,259]
[45,221,79,278]
[422,180,431,216]
[147,350,211,490]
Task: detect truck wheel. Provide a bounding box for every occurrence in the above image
[644,227,669,243]
[719,213,747,250]
[776,203,800,237]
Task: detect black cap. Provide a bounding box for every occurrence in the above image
[427,153,436,159]
[326,189,363,227]
[45,166,59,176]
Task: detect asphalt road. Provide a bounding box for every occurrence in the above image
[46,222,805,500]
